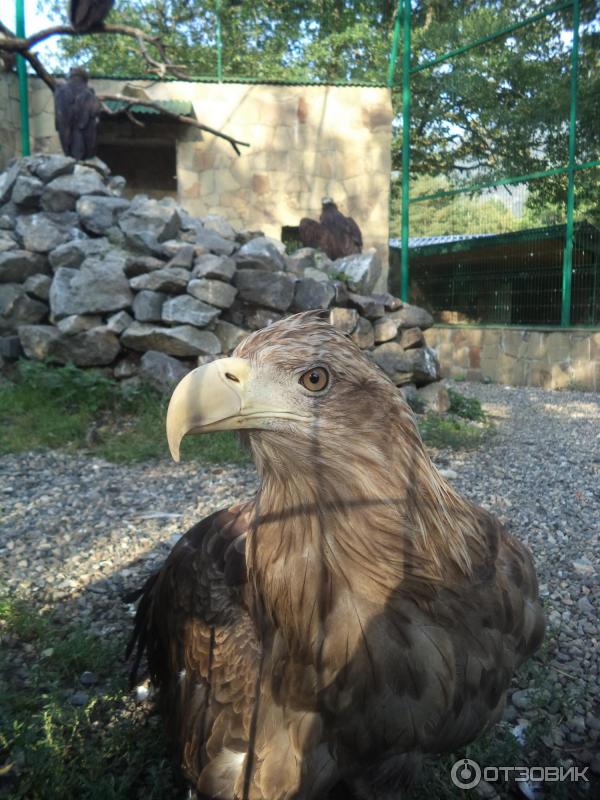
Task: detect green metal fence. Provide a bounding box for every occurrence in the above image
[388,0,600,328]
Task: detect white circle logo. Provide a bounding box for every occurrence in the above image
[450,758,482,789]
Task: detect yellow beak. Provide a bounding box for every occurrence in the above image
[166,357,251,461]
[166,356,311,462]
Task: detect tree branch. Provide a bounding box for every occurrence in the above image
[98,94,250,155]
[0,21,250,155]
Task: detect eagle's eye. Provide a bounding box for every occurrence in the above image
[299,367,329,392]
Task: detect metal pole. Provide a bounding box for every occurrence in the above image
[561,0,579,327]
[15,0,30,156]
[216,0,223,82]
[387,1,403,87]
[400,0,411,302]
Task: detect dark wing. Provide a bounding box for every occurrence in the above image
[298,217,324,249]
[128,502,261,797]
[319,206,362,257]
[344,215,363,249]
[54,82,75,155]
[299,217,344,260]
[79,87,101,159]
[70,0,114,31]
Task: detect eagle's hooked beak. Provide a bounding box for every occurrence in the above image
[166,357,251,462]
[166,356,312,462]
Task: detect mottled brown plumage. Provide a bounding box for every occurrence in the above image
[129,311,544,799]
[299,199,363,260]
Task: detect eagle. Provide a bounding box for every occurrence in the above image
[69,0,115,32]
[54,68,101,161]
[129,311,544,800]
[299,198,363,261]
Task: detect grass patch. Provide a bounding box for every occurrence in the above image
[419,414,493,450]
[0,593,178,800]
[0,360,248,465]
[447,388,486,422]
[416,388,493,450]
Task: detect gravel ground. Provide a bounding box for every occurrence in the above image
[1,382,599,785]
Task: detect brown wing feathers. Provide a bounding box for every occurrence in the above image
[127,313,544,799]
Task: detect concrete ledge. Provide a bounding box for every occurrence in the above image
[425,325,600,391]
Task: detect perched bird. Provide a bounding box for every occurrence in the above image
[54,68,101,161]
[129,311,544,800]
[299,198,363,260]
[69,0,115,32]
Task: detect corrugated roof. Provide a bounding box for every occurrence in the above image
[102,99,194,116]
[390,233,496,249]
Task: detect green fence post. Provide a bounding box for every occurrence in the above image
[387,2,402,87]
[400,0,411,302]
[216,0,223,81]
[15,0,30,156]
[561,0,579,327]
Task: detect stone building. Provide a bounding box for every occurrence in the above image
[0,74,392,287]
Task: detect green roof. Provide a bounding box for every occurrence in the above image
[103,99,194,117]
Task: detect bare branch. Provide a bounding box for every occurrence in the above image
[0,21,250,155]
[98,94,250,155]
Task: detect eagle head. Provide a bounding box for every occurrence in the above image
[166,311,409,469]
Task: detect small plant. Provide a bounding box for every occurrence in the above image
[447,388,486,422]
[418,414,492,449]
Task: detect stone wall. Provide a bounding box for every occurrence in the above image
[425,325,600,391]
[0,74,21,173]
[0,155,441,403]
[3,75,392,287]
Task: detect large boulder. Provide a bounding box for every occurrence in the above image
[187,278,237,310]
[129,267,190,293]
[193,228,237,256]
[118,196,181,252]
[350,316,375,349]
[292,277,336,311]
[235,237,286,271]
[330,249,381,294]
[77,195,130,235]
[30,154,75,183]
[329,307,359,335]
[371,342,414,384]
[49,256,132,318]
[40,167,110,213]
[234,270,296,312]
[49,237,109,270]
[347,291,386,319]
[18,324,120,366]
[0,250,48,283]
[124,254,166,278]
[16,213,72,253]
[162,295,221,327]
[389,303,434,331]
[192,254,236,282]
[405,346,441,386]
[139,350,190,393]
[132,290,167,323]
[373,317,398,344]
[200,214,237,241]
[12,176,44,208]
[0,284,47,331]
[23,273,51,301]
[57,314,102,335]
[214,320,247,353]
[121,322,221,356]
[0,163,22,205]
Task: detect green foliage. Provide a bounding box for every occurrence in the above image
[447,388,486,421]
[0,592,178,800]
[0,360,248,465]
[418,414,492,450]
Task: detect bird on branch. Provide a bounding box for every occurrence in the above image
[54,67,101,160]
[69,0,115,32]
[299,198,363,261]
[128,310,544,800]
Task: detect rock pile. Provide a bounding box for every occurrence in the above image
[0,155,441,400]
